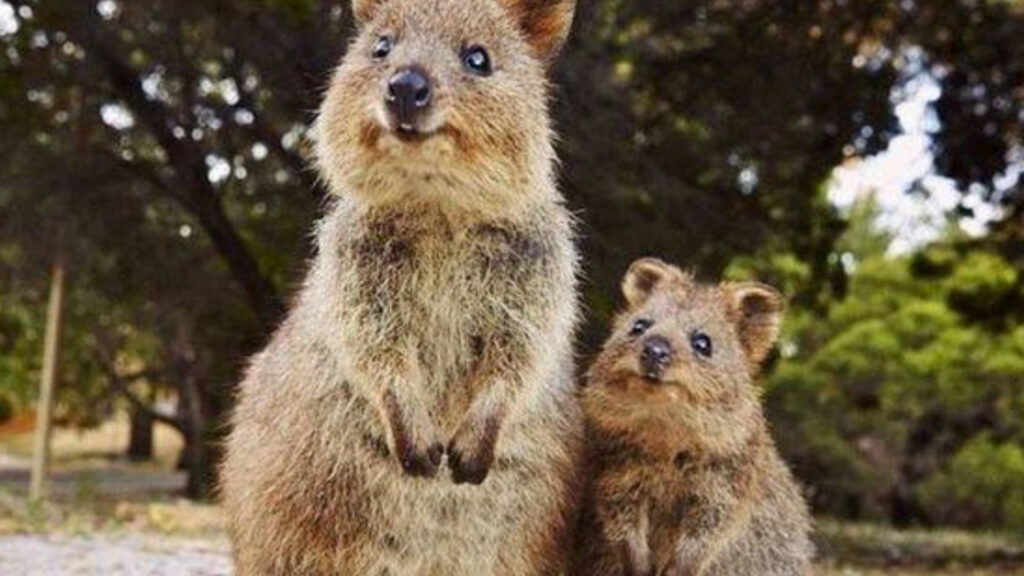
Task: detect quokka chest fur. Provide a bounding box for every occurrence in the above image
[317,202,578,434]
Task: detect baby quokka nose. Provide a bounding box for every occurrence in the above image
[386,66,432,132]
[640,336,673,379]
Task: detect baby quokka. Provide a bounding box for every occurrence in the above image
[575,258,813,576]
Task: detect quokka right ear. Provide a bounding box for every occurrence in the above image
[352,0,386,25]
[497,0,577,62]
[622,257,677,308]
[726,282,786,367]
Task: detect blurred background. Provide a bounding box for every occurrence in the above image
[1,0,1023,574]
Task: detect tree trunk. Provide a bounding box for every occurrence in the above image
[183,433,218,499]
[29,257,65,503]
[127,405,154,462]
[177,370,217,499]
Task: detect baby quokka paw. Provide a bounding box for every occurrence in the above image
[381,390,444,478]
[446,414,500,485]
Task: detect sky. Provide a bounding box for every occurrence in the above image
[828,60,1012,255]
[0,2,16,36]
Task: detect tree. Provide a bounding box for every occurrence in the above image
[2,0,1022,501]
[1,0,340,496]
[762,203,1024,530]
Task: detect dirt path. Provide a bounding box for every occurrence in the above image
[0,533,233,576]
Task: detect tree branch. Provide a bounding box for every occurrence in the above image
[97,361,182,431]
[62,15,285,329]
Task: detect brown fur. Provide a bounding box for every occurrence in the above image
[573,259,813,576]
[220,0,581,573]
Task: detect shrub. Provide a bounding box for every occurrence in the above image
[915,435,1024,533]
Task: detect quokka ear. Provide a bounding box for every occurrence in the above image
[622,257,677,308]
[497,0,577,61]
[352,0,386,25]
[726,282,785,367]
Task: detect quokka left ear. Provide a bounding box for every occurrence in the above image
[496,0,577,61]
[622,257,674,308]
[726,282,785,367]
[352,0,386,25]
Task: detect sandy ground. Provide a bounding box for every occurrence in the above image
[0,419,233,575]
[0,533,232,576]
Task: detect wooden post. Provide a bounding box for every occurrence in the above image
[29,257,65,503]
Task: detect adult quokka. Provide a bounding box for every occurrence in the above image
[575,259,813,576]
[220,0,582,573]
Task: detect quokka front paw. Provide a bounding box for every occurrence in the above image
[398,439,444,478]
[447,415,500,485]
[382,390,443,478]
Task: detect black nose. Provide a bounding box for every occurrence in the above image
[386,67,432,131]
[640,336,673,378]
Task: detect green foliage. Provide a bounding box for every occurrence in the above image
[917,435,1024,532]
[0,290,43,410]
[945,252,1019,323]
[834,194,895,263]
[766,364,889,518]
[767,239,1024,532]
[724,252,812,300]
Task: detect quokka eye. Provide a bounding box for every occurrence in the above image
[372,36,393,59]
[629,318,653,337]
[462,45,492,76]
[690,331,713,358]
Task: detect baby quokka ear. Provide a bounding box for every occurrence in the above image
[622,257,677,308]
[726,282,785,367]
[496,0,577,61]
[352,0,383,25]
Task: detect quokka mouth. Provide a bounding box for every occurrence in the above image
[392,128,432,144]
[627,363,683,387]
[639,360,670,382]
[609,366,665,386]
[385,123,473,156]
[642,370,663,383]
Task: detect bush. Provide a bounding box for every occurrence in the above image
[766,365,895,520]
[915,435,1024,533]
[945,252,1018,323]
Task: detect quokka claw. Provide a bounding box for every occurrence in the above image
[398,441,443,478]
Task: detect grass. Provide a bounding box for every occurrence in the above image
[0,487,225,538]
[815,519,1024,574]
[0,414,221,539]
[817,565,1017,575]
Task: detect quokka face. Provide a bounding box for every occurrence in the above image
[315,0,574,215]
[584,258,785,431]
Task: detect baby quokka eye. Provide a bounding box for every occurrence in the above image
[628,318,652,337]
[462,45,492,76]
[690,331,713,358]
[372,36,393,59]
